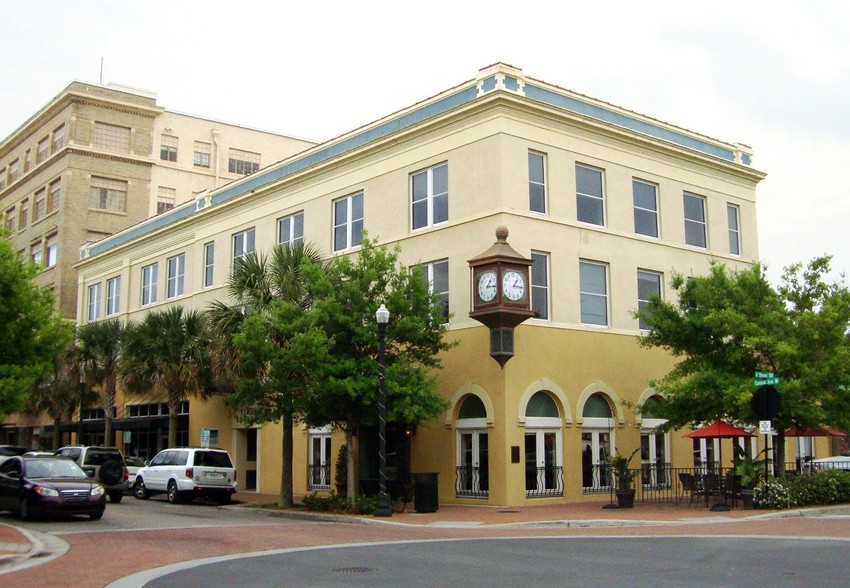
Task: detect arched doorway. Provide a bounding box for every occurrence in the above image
[524,391,562,498]
[640,396,670,487]
[456,394,489,498]
[581,393,614,492]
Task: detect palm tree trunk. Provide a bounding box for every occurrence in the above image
[168,391,179,448]
[278,412,294,508]
[52,416,62,452]
[104,374,116,446]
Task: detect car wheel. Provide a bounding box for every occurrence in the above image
[166,481,182,504]
[108,490,123,503]
[133,479,149,500]
[90,510,104,520]
[19,498,30,521]
[100,460,123,486]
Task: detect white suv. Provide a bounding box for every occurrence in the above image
[132,447,237,505]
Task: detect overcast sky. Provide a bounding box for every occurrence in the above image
[2,1,848,285]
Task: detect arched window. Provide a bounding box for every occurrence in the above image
[640,396,670,487]
[456,395,488,498]
[581,393,614,492]
[524,392,562,498]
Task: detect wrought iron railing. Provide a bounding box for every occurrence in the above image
[308,464,331,490]
[526,466,563,498]
[583,463,612,493]
[455,466,489,498]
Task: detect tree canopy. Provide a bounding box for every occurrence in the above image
[637,257,850,464]
[0,234,72,419]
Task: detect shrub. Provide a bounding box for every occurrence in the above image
[354,494,378,515]
[754,480,795,509]
[302,491,350,513]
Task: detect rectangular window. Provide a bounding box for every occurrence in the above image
[9,159,19,183]
[278,211,304,247]
[0,169,5,190]
[18,200,28,230]
[193,141,211,168]
[47,179,61,213]
[23,150,31,173]
[411,163,448,230]
[157,186,176,214]
[33,189,46,222]
[46,235,58,268]
[727,203,741,255]
[90,176,127,211]
[106,276,121,316]
[4,208,13,232]
[309,432,332,490]
[576,164,605,226]
[579,260,608,326]
[683,192,707,248]
[531,251,550,320]
[203,242,215,288]
[333,192,363,252]
[637,270,662,330]
[633,179,659,238]
[51,125,64,152]
[31,243,43,266]
[228,148,260,175]
[421,259,449,323]
[167,253,185,298]
[232,228,256,264]
[37,137,49,163]
[92,122,130,153]
[529,151,547,214]
[141,263,158,306]
[87,283,102,321]
[160,135,178,162]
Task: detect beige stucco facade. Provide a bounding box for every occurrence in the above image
[65,63,825,505]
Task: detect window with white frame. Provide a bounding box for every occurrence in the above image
[576,164,605,226]
[232,228,255,265]
[633,179,659,238]
[160,135,178,162]
[683,192,707,248]
[637,270,662,331]
[46,235,57,267]
[87,283,102,321]
[193,141,211,168]
[278,211,304,247]
[456,395,489,498]
[579,260,608,326]
[582,393,614,492]
[167,253,185,298]
[333,192,363,252]
[203,242,215,288]
[308,427,332,490]
[411,163,448,230]
[37,137,49,163]
[727,203,741,255]
[47,179,61,214]
[228,148,260,175]
[531,251,549,320]
[639,396,670,487]
[141,263,158,306]
[92,122,130,154]
[90,176,127,212]
[528,151,547,214]
[421,259,449,323]
[525,391,563,498]
[157,187,176,214]
[106,276,121,316]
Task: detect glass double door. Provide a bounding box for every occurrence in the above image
[458,430,488,495]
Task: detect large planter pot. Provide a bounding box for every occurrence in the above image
[615,489,636,509]
[740,489,754,510]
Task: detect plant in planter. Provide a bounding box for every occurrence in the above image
[733,445,767,509]
[335,444,348,495]
[609,448,640,508]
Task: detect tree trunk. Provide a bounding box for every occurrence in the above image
[776,433,786,479]
[278,413,294,508]
[103,374,116,447]
[345,428,356,506]
[168,392,179,448]
[52,416,62,452]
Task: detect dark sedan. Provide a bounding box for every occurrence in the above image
[0,456,106,520]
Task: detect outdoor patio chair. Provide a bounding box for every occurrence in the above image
[678,472,696,506]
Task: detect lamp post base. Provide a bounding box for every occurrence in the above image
[374,493,392,517]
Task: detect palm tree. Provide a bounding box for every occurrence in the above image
[75,320,124,446]
[122,306,212,448]
[206,241,324,508]
[26,342,81,451]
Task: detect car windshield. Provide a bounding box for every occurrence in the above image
[25,458,87,479]
[194,451,232,468]
[83,449,122,466]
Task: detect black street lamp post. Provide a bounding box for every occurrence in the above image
[374,303,392,517]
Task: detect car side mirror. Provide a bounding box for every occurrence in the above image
[8,472,20,479]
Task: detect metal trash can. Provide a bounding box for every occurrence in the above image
[413,472,438,513]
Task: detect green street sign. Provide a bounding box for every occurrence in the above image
[754,376,780,386]
[755,371,774,379]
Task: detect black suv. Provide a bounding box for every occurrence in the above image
[55,446,128,503]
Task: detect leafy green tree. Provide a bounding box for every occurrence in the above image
[0,234,72,420]
[27,342,82,451]
[75,319,125,446]
[637,257,850,469]
[207,242,326,508]
[122,307,212,448]
[298,237,453,499]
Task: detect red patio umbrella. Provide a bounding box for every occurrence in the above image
[684,421,755,511]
